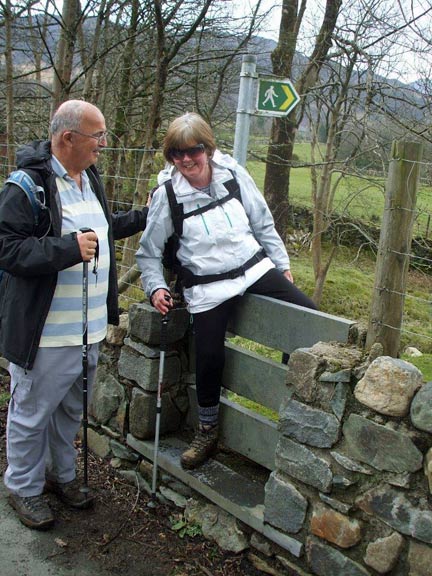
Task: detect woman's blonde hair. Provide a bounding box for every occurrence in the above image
[163,112,217,163]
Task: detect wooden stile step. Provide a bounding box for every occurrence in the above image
[127,433,265,531]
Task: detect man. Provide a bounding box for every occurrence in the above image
[0,100,147,529]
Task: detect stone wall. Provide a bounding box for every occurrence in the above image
[264,341,432,575]
[89,303,432,576]
[89,304,190,453]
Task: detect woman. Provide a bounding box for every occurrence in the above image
[136,112,316,470]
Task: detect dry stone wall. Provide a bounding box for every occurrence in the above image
[89,304,432,576]
[264,342,432,576]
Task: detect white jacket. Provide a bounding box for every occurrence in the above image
[136,150,290,313]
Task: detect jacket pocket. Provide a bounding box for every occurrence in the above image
[10,374,37,416]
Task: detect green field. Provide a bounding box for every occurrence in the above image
[246,142,431,236]
[229,242,432,378]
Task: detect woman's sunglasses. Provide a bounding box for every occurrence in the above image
[170,143,205,160]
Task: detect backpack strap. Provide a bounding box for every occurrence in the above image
[164,179,184,236]
[5,170,46,226]
[163,170,242,238]
[1,170,47,284]
[222,169,242,202]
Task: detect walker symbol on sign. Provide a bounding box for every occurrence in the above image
[263,85,278,107]
[256,78,300,117]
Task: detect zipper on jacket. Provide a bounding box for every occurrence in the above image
[222,206,233,228]
[197,203,210,235]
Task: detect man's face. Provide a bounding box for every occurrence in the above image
[70,109,107,171]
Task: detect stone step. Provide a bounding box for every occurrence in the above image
[126,433,304,557]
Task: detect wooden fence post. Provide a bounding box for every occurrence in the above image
[366,140,423,356]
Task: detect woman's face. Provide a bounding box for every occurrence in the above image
[170,143,211,187]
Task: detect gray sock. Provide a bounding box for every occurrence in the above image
[198,404,219,429]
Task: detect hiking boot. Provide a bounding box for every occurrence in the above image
[45,478,95,509]
[8,493,54,530]
[180,424,218,470]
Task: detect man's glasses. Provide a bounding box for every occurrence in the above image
[71,130,108,144]
[170,143,205,160]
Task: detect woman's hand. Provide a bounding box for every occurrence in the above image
[283,270,294,283]
[151,289,173,314]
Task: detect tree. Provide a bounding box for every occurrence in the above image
[51,0,82,113]
[119,0,217,277]
[3,0,15,167]
[304,0,432,304]
[263,0,342,241]
[0,0,36,166]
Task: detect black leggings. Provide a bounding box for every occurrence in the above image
[192,268,317,407]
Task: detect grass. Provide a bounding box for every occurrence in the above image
[244,140,432,361]
[401,354,432,381]
[227,391,279,422]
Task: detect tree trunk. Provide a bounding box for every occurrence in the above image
[5,0,15,168]
[82,0,108,102]
[51,0,81,114]
[104,0,140,204]
[264,0,342,240]
[118,0,215,289]
[119,0,169,278]
[119,60,169,276]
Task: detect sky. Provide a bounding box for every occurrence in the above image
[233,0,432,84]
[232,0,282,40]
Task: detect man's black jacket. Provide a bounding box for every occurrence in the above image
[0,140,147,369]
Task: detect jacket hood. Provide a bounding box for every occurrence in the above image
[16,140,52,170]
[157,149,239,186]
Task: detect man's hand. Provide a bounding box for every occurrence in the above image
[77,230,98,262]
[151,289,173,314]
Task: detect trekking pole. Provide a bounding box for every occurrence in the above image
[79,227,98,498]
[81,254,90,497]
[151,312,169,501]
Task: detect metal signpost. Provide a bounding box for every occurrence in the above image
[233,55,258,167]
[233,55,300,166]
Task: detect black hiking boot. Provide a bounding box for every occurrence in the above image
[180,424,218,470]
[8,493,54,530]
[45,478,94,509]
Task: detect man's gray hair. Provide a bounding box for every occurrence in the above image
[50,101,86,135]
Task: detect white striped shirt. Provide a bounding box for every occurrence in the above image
[39,156,110,347]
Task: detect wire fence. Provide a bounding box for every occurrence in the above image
[1,143,431,353]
